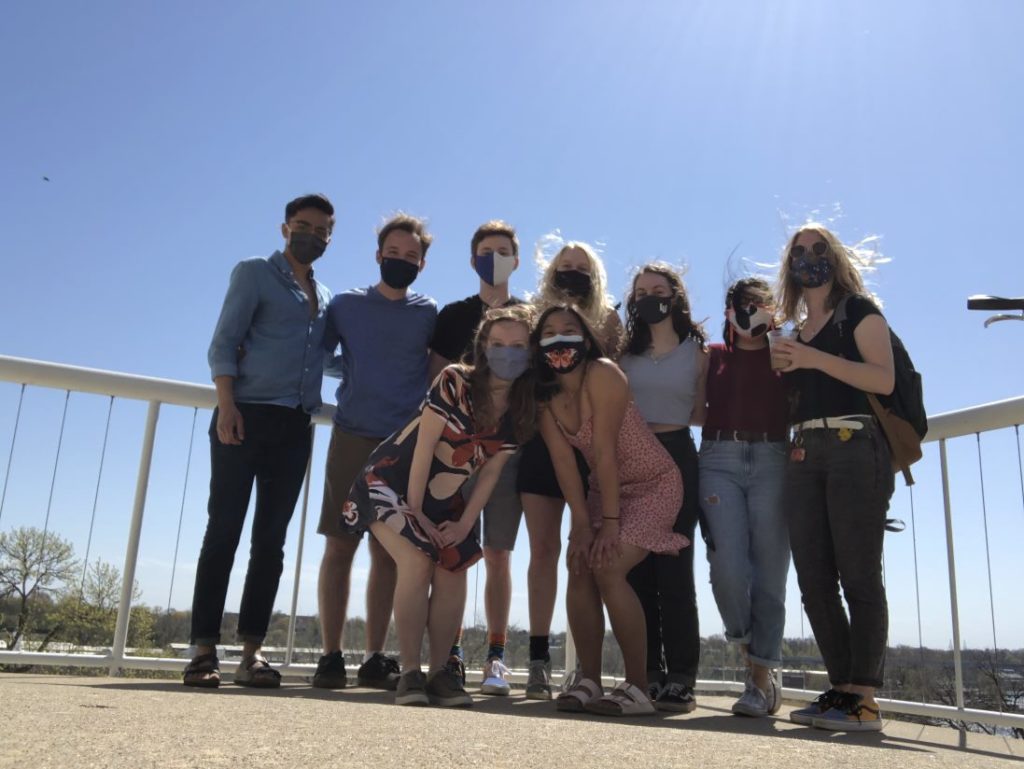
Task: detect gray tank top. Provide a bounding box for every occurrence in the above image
[620,338,701,426]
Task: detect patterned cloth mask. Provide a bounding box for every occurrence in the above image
[727,294,774,338]
[539,334,587,373]
[789,254,833,288]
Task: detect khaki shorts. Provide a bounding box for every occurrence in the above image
[318,426,385,538]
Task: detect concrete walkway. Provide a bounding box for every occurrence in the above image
[1,673,1020,769]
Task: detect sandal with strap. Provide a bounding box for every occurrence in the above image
[234,655,282,689]
[556,677,603,712]
[182,652,221,689]
[586,681,656,716]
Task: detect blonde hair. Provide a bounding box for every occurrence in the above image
[776,222,884,323]
[532,235,617,335]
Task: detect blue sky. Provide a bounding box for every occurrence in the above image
[1,1,1023,651]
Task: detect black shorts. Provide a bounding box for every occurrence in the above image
[516,433,590,499]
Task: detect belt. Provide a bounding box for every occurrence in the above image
[701,429,788,443]
[793,414,874,432]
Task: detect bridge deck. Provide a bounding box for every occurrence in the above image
[1,673,1020,768]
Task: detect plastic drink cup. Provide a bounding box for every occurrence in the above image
[767,329,790,370]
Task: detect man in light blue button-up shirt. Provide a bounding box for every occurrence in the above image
[184,193,335,689]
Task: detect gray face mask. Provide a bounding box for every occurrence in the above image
[288,231,328,265]
[486,346,531,381]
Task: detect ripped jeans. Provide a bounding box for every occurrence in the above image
[698,439,790,668]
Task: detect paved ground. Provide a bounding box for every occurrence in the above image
[1,673,1021,769]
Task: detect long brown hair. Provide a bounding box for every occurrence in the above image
[461,304,537,443]
[624,262,707,356]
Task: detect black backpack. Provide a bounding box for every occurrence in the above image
[833,295,928,485]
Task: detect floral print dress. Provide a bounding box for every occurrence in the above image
[342,366,517,571]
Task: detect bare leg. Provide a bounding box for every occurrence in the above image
[427,568,468,672]
[592,543,650,689]
[317,533,361,653]
[566,566,605,682]
[523,494,564,638]
[369,522,434,672]
[365,534,397,652]
[483,545,512,647]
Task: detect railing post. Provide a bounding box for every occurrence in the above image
[109,400,160,674]
[284,425,315,668]
[939,438,965,715]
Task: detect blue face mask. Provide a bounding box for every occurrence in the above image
[789,254,834,288]
[486,346,530,381]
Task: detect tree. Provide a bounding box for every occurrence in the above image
[0,527,78,650]
[46,559,150,650]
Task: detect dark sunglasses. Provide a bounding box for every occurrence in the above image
[790,241,829,260]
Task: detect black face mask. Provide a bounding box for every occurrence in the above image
[554,269,592,298]
[380,258,419,289]
[540,334,588,374]
[289,231,328,265]
[634,294,672,325]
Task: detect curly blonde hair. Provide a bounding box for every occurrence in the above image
[776,222,884,323]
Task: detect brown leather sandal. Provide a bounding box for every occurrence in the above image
[182,652,221,688]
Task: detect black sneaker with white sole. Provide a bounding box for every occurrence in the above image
[357,652,401,690]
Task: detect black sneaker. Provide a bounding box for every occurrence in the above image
[445,655,466,686]
[312,650,347,689]
[656,682,697,713]
[357,652,401,690]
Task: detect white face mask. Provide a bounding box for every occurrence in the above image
[727,306,774,338]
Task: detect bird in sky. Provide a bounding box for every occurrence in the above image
[42,176,50,182]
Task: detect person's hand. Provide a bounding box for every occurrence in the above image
[566,527,595,575]
[216,402,245,445]
[437,517,472,547]
[772,337,817,372]
[589,519,622,570]
[409,509,445,549]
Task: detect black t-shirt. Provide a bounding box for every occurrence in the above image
[787,294,883,424]
[430,294,523,365]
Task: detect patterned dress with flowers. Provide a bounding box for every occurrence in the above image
[342,366,517,571]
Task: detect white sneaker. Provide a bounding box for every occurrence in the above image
[731,675,769,717]
[480,658,511,696]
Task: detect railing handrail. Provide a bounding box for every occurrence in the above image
[3,352,1024,734]
[0,354,337,424]
[2,353,1020,438]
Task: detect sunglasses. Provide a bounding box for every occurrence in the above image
[790,241,829,261]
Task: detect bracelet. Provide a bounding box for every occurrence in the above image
[602,516,620,520]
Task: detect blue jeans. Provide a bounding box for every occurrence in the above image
[699,440,789,668]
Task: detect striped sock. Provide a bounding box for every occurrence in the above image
[449,628,464,660]
[487,632,507,661]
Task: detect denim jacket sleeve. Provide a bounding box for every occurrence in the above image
[207,261,260,380]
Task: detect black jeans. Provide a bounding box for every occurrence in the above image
[784,421,894,688]
[190,403,312,646]
[627,429,700,687]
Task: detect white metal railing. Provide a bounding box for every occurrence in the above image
[1,353,1023,732]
